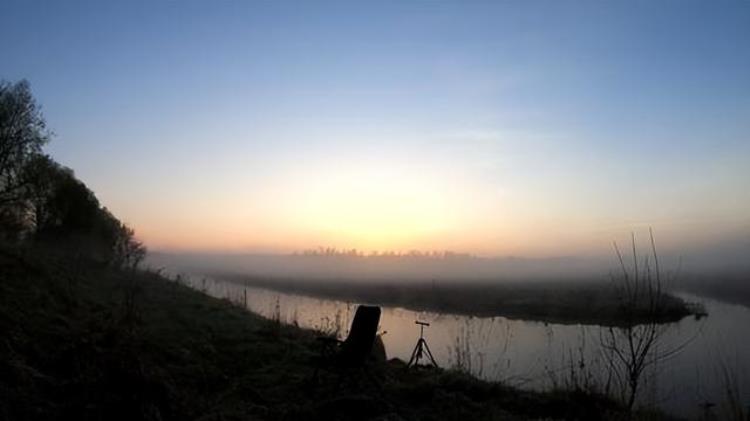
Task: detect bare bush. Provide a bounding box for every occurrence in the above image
[600,229,691,412]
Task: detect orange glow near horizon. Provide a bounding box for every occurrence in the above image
[111,154,750,258]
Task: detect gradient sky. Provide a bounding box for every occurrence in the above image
[2,1,749,256]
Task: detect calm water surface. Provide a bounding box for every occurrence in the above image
[179,274,750,419]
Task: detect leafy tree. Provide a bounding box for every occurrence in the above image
[109,217,146,269]
[24,158,145,267]
[0,80,49,206]
[0,79,146,268]
[20,153,59,232]
[38,167,100,240]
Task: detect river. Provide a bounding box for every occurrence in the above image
[179,274,749,419]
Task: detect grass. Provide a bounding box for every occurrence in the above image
[0,244,683,420]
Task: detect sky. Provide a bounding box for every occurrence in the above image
[2,1,749,257]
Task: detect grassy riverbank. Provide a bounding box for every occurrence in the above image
[1,246,680,420]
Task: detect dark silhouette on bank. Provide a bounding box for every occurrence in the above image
[313,305,382,389]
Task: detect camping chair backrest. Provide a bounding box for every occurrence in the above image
[339,305,381,367]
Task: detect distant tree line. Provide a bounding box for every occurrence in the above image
[0,79,145,268]
[294,247,473,260]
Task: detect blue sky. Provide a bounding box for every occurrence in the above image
[2,1,749,255]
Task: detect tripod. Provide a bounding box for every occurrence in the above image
[407,321,438,368]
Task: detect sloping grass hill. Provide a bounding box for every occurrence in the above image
[0,245,677,421]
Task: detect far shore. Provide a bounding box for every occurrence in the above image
[206,273,704,327]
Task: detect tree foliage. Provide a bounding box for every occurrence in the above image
[0,79,145,268]
[0,80,48,205]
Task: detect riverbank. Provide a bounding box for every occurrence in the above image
[679,272,750,310]
[1,246,679,420]
[211,274,700,327]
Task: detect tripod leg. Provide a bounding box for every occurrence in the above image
[407,340,420,367]
[422,339,439,368]
[417,338,427,360]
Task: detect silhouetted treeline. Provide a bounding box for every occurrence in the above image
[294,247,472,260]
[0,79,144,267]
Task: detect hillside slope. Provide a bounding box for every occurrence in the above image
[0,246,677,421]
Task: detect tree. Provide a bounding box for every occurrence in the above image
[31,163,102,242]
[0,201,27,242]
[97,206,146,269]
[0,80,49,206]
[0,79,146,268]
[599,229,690,413]
[22,154,65,233]
[25,160,146,268]
[112,221,146,269]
